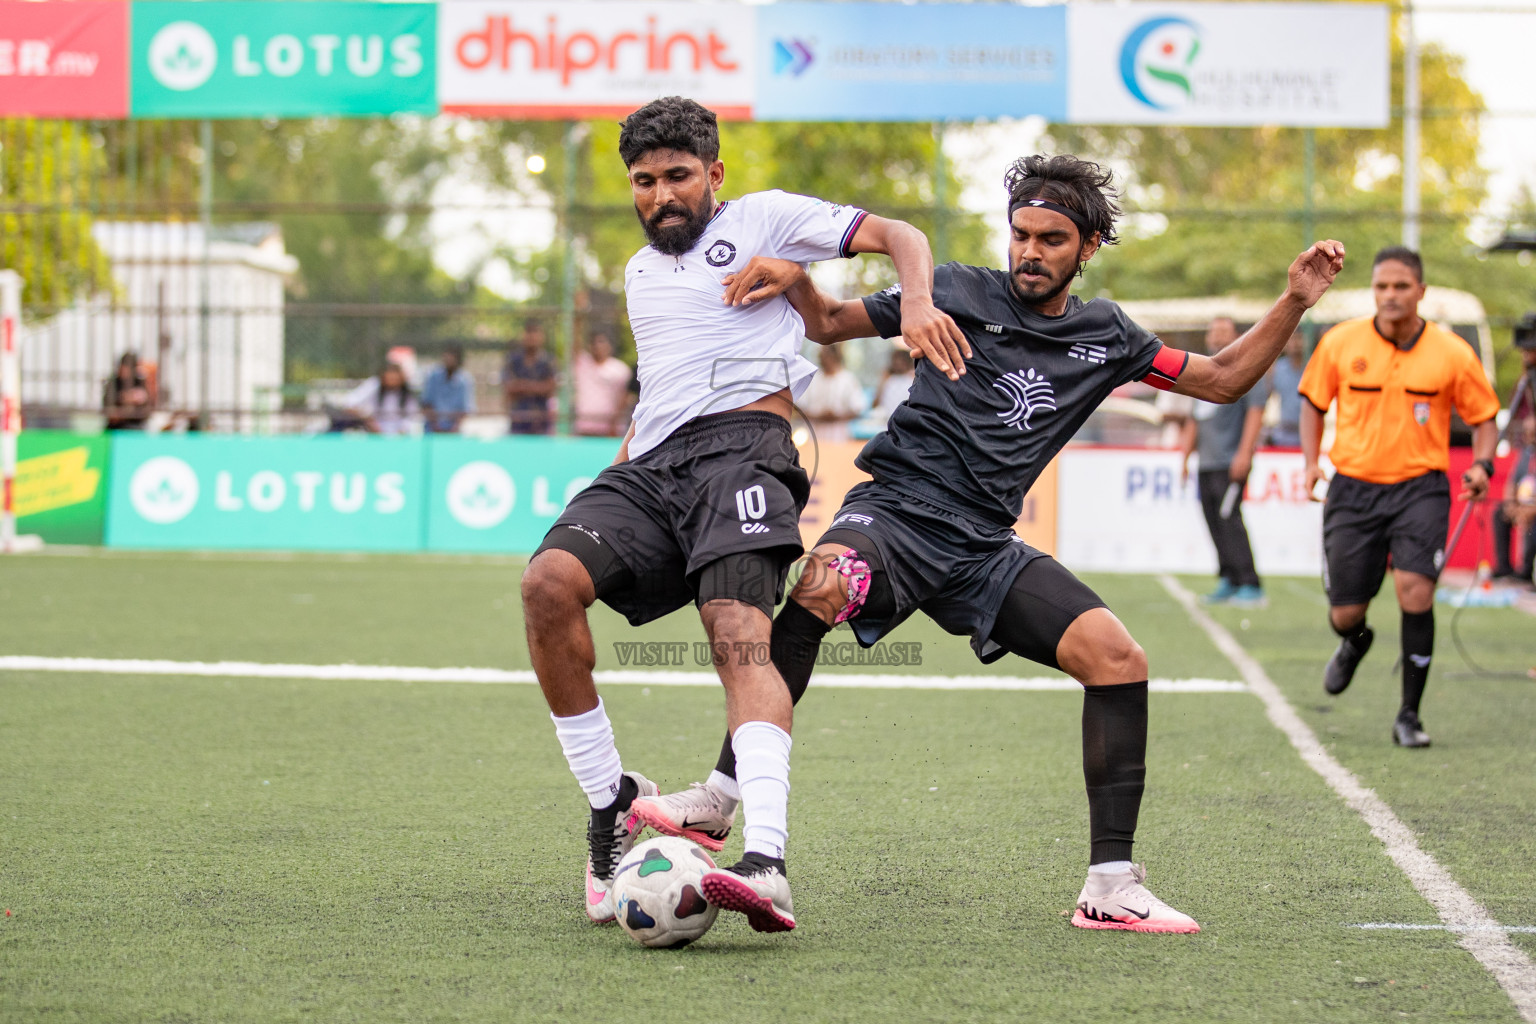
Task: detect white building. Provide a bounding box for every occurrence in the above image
[20,222,298,430]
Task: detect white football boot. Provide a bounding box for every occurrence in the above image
[701,854,796,932]
[1071,863,1200,934]
[584,770,659,924]
[628,781,738,852]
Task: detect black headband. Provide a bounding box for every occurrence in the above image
[1008,197,1093,239]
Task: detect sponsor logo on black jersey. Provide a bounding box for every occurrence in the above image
[993,367,1057,431]
[1069,343,1108,364]
[705,240,737,266]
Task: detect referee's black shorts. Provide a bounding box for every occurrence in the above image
[534,411,810,624]
[1322,470,1450,607]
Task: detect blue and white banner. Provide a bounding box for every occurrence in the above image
[1067,2,1389,128]
[755,2,1068,122]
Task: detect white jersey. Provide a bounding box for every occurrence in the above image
[624,189,867,459]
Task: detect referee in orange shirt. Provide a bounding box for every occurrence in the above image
[1299,247,1500,747]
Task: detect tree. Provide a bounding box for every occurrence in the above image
[0,118,113,309]
[1044,32,1487,301]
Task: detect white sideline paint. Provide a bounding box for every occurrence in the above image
[0,656,1244,693]
[1159,574,1536,1024]
[1348,924,1536,935]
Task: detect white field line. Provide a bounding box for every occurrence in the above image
[1349,924,1536,935]
[0,656,1244,693]
[1159,574,1536,1024]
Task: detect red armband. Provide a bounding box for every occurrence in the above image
[1141,344,1189,391]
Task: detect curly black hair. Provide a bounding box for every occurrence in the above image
[618,97,720,168]
[1003,154,1121,247]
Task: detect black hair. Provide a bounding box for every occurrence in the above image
[443,343,464,361]
[618,96,720,168]
[1003,154,1121,247]
[1373,246,1424,282]
[523,318,545,334]
[379,361,414,403]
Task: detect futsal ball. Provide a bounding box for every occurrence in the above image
[611,836,719,948]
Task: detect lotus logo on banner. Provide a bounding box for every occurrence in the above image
[146,21,218,90]
[1118,16,1200,111]
[446,460,515,530]
[128,455,200,524]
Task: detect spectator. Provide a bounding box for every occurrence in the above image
[504,319,557,435]
[1180,316,1268,607]
[572,330,634,437]
[798,343,867,443]
[103,352,153,430]
[421,344,476,434]
[344,361,419,435]
[1268,331,1306,447]
[871,346,916,423]
[1492,415,1536,584]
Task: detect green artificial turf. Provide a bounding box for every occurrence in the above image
[0,552,1530,1022]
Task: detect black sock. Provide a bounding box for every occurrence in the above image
[1082,681,1148,866]
[593,773,638,820]
[1400,610,1435,715]
[1332,618,1371,651]
[714,601,830,778]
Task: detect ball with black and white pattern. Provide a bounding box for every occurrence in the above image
[611,836,720,948]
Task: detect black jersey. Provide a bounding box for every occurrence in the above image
[858,262,1176,529]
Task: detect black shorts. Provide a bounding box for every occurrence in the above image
[818,481,1101,665]
[1323,470,1451,607]
[534,411,810,625]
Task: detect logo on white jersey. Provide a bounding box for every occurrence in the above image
[736,484,771,534]
[705,240,737,267]
[1069,343,1108,364]
[993,367,1056,430]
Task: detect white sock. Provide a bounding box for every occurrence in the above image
[707,769,741,803]
[733,721,791,860]
[1085,860,1136,896]
[550,700,623,809]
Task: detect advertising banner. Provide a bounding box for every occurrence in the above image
[1054,448,1324,575]
[131,1,436,118]
[425,435,618,553]
[15,431,109,545]
[1066,2,1389,128]
[106,434,427,551]
[0,0,128,118]
[755,2,1067,122]
[438,1,756,119]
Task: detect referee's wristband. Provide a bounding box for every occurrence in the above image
[1471,458,1495,481]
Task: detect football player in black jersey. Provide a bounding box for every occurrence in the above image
[632,154,1345,932]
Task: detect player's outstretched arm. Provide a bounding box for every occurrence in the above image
[1175,240,1345,404]
[722,257,876,344]
[722,256,969,379]
[845,215,971,379]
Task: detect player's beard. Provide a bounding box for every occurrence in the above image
[638,195,713,256]
[1008,258,1075,308]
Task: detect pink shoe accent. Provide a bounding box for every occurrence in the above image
[1070,909,1200,934]
[700,872,795,933]
[828,548,871,625]
[584,863,615,924]
[628,799,727,852]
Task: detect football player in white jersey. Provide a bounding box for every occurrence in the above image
[520,97,968,933]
